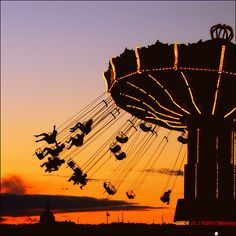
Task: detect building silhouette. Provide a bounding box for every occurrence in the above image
[39,202,56,224]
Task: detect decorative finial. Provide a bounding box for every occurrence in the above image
[210,24,234,41]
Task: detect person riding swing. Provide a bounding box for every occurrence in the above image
[43,142,65,157]
[70,119,93,134]
[67,133,85,149]
[160,190,171,205]
[35,142,65,159]
[34,125,58,144]
[68,168,88,189]
[40,157,65,173]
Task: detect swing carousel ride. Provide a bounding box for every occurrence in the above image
[34,24,235,223]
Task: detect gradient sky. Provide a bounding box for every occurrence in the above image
[1,1,235,225]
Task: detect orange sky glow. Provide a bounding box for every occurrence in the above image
[1,1,235,226]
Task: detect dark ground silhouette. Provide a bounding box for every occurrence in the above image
[1,222,236,236]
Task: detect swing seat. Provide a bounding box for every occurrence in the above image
[104,181,117,195]
[74,134,84,146]
[67,160,76,169]
[116,135,128,143]
[115,152,126,160]
[160,195,167,203]
[107,185,116,195]
[177,136,188,144]
[104,181,112,189]
[110,144,121,153]
[107,188,116,195]
[139,123,152,132]
[35,148,46,160]
[126,190,135,199]
[160,190,171,203]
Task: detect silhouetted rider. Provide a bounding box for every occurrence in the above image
[160,190,171,205]
[67,133,85,149]
[40,157,65,173]
[43,143,65,157]
[70,119,93,134]
[34,125,58,144]
[68,168,88,189]
[35,142,65,160]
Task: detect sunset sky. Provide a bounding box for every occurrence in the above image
[1,1,235,225]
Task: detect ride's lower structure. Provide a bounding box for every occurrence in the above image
[175,117,235,222]
[103,24,236,223]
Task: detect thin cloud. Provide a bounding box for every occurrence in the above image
[42,174,70,178]
[145,168,183,176]
[0,217,8,223]
[1,175,27,194]
[43,174,102,182]
[1,193,164,217]
[25,217,38,224]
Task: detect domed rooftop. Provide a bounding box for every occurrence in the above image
[39,202,55,224]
